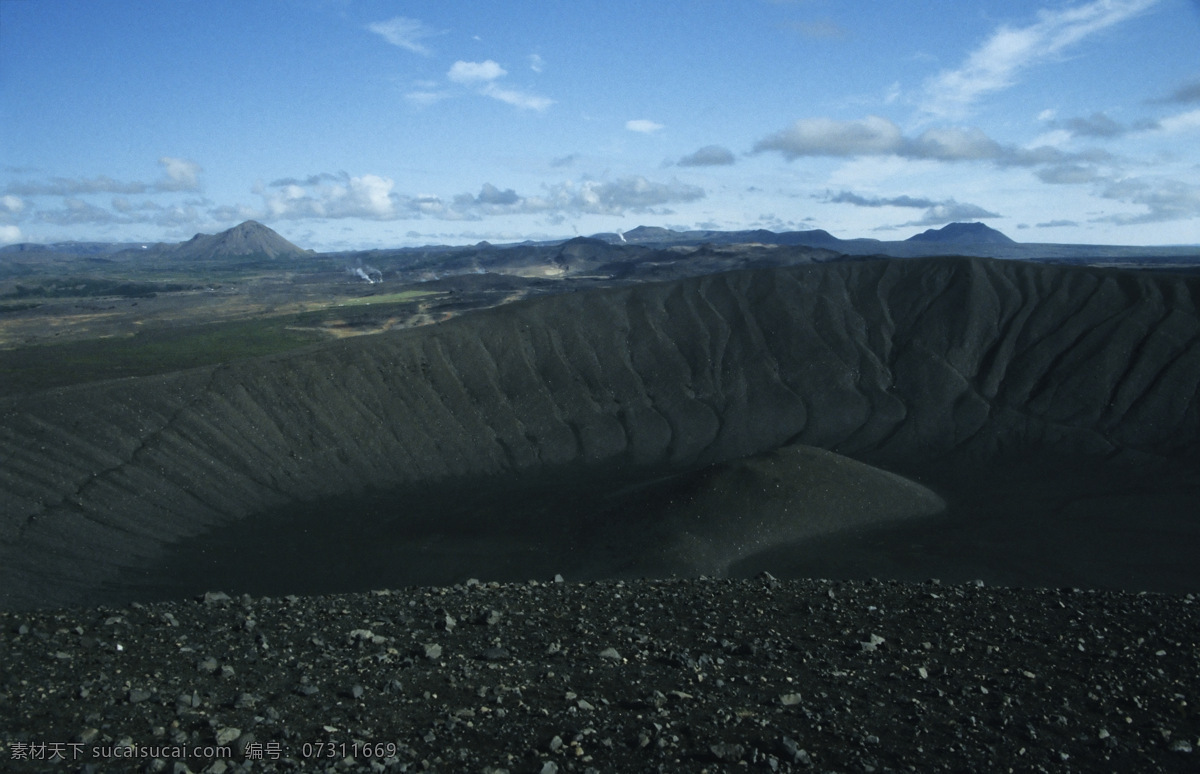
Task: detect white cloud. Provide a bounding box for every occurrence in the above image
[920,0,1160,118]
[3,157,201,196]
[260,173,400,220]
[444,61,553,111]
[157,157,202,191]
[753,115,1093,168]
[482,84,553,111]
[752,116,903,157]
[1,195,23,215]
[243,171,700,222]
[405,89,449,107]
[0,225,21,244]
[1157,108,1200,134]
[448,60,506,84]
[626,119,665,134]
[528,54,545,73]
[1096,176,1200,224]
[367,17,437,56]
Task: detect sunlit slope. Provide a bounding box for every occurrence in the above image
[2,255,1198,607]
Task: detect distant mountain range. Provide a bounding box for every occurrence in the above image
[3,220,1197,266]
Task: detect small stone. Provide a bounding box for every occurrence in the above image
[477,609,504,626]
[598,647,621,662]
[860,634,885,652]
[351,685,364,699]
[554,574,565,583]
[1169,740,1193,753]
[710,743,745,762]
[780,736,812,766]
[424,643,443,660]
[780,693,802,705]
[549,735,564,752]
[215,727,241,746]
[480,647,510,661]
[197,657,219,674]
[540,762,559,774]
[129,688,153,703]
[201,591,231,606]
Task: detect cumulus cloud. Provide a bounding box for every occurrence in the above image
[367,17,438,56]
[920,0,1159,118]
[157,157,202,191]
[753,116,902,157]
[261,173,400,220]
[677,145,736,166]
[752,114,1098,168]
[0,225,21,244]
[448,60,506,84]
[626,119,665,134]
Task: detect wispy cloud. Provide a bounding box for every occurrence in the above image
[445,60,553,111]
[781,19,847,39]
[4,157,202,197]
[920,0,1160,118]
[626,119,665,134]
[752,115,1110,170]
[1095,176,1200,225]
[236,173,703,223]
[482,84,553,111]
[677,145,736,166]
[528,54,545,73]
[366,17,438,56]
[824,190,999,227]
[824,191,940,209]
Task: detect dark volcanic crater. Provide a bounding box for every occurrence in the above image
[1,255,1199,610]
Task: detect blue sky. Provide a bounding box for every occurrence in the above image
[2,0,1199,250]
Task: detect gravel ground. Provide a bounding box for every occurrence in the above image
[2,576,1198,773]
